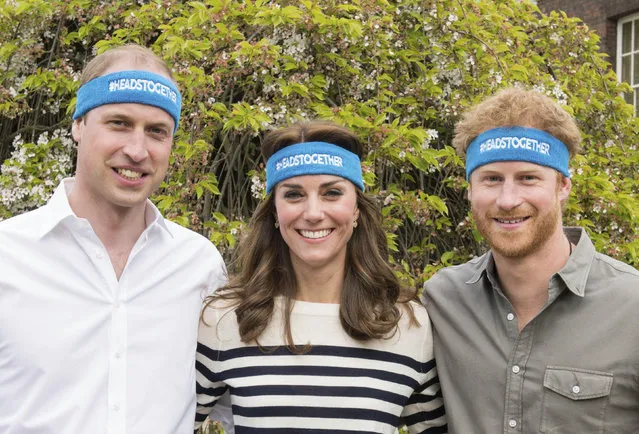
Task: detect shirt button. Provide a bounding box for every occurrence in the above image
[96,251,104,259]
[507,313,515,321]
[112,404,120,412]
[114,352,122,359]
[572,385,581,394]
[508,419,517,428]
[512,365,520,374]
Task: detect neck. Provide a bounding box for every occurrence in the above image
[292,261,345,304]
[68,189,147,259]
[493,224,571,329]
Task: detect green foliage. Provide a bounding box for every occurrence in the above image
[1,0,638,287]
[2,0,638,429]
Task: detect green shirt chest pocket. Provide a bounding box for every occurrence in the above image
[540,366,613,434]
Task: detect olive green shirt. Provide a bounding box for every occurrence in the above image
[423,227,639,433]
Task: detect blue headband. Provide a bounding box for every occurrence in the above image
[265,141,364,193]
[465,126,570,179]
[73,70,182,133]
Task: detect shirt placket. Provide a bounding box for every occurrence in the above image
[107,285,127,434]
[492,274,567,434]
[83,226,127,434]
[503,318,535,434]
[106,232,150,433]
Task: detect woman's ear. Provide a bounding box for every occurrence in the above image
[71,118,83,142]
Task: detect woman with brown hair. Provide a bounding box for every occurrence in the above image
[195,120,447,433]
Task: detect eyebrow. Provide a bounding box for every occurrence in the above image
[476,171,546,181]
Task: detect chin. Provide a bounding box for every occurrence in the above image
[110,196,148,209]
[301,258,330,268]
[490,237,541,258]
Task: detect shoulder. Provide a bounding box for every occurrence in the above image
[592,252,639,278]
[588,252,639,300]
[0,208,49,255]
[155,219,227,292]
[164,218,210,244]
[423,252,489,297]
[0,207,46,235]
[163,219,224,260]
[391,301,431,338]
[199,297,242,348]
[200,298,238,331]
[430,253,488,281]
[571,226,639,281]
[399,300,430,325]
[390,301,435,360]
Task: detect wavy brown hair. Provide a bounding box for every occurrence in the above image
[203,121,418,350]
[453,87,582,157]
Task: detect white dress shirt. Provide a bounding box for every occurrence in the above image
[0,178,226,434]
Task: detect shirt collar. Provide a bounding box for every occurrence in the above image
[36,178,77,238]
[465,227,595,298]
[144,197,172,237]
[556,227,595,297]
[466,251,494,285]
[37,178,173,239]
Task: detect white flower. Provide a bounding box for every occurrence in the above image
[250,175,265,199]
[383,194,395,206]
[550,33,562,44]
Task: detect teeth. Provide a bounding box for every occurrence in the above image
[117,168,143,180]
[497,218,525,224]
[299,229,332,239]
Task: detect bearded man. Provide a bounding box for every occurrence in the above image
[422,87,639,433]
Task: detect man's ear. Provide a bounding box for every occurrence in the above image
[71,118,82,142]
[558,176,572,202]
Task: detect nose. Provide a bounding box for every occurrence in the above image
[122,128,149,162]
[495,180,523,210]
[303,195,324,221]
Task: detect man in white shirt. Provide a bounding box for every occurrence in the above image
[0,44,226,434]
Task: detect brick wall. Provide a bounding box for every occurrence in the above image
[538,0,639,67]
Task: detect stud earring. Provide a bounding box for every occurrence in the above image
[353,220,358,228]
[274,222,280,229]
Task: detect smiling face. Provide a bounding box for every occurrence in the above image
[274,174,360,275]
[70,59,175,216]
[468,161,571,259]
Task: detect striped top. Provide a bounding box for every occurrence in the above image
[195,297,447,433]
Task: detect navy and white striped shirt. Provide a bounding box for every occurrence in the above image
[195,297,447,433]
